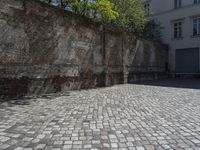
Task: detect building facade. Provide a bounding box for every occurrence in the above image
[143,0,200,73]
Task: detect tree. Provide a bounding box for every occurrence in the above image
[90,0,119,22]
[63,0,119,22]
[40,0,119,23]
[111,0,146,36]
[139,20,162,42]
[40,0,154,39]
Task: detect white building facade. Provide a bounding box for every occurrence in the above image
[143,0,200,73]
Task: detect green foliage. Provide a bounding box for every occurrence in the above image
[111,0,146,36]
[40,0,159,39]
[42,0,119,22]
[139,20,162,42]
[90,0,119,22]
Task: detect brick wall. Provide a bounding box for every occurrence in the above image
[0,0,168,97]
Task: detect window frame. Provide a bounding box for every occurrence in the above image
[193,17,200,36]
[194,0,200,4]
[144,2,150,16]
[174,0,182,9]
[173,20,183,39]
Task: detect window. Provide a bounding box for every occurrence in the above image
[174,21,182,39]
[194,0,200,4]
[193,17,200,36]
[144,3,150,16]
[174,0,181,8]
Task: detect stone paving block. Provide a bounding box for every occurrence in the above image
[0,80,200,149]
[35,144,46,149]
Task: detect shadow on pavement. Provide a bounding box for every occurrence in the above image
[131,78,200,89]
[0,92,70,106]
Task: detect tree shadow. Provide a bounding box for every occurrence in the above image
[131,78,200,90]
[0,92,70,106]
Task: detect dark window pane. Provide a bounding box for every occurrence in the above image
[193,23,197,35]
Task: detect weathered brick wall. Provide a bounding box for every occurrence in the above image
[0,0,168,97]
[123,38,168,82]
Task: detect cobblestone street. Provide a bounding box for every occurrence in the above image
[0,79,200,150]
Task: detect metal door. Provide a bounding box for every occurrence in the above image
[175,48,199,73]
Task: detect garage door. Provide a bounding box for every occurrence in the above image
[175,48,199,73]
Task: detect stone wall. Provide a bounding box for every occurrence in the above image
[0,0,168,97]
[123,39,168,82]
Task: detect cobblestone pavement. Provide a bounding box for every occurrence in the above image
[1,79,200,150]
